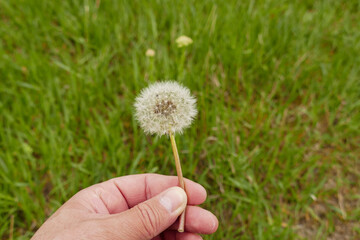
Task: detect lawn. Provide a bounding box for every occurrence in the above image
[0,0,359,239]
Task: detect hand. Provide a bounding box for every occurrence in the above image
[32,174,218,240]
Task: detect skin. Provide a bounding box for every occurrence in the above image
[32,174,218,240]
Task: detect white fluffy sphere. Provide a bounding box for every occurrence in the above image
[134,81,197,136]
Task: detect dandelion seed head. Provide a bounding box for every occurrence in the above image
[134,81,197,136]
[176,35,193,48]
[145,49,155,57]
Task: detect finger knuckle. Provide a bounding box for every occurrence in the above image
[135,202,161,238]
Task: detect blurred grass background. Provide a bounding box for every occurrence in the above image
[0,0,359,239]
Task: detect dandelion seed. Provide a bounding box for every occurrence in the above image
[145,49,156,57]
[176,35,193,48]
[134,81,197,136]
[310,194,317,201]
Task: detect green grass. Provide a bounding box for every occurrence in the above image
[1,0,360,239]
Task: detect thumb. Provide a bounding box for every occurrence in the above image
[101,187,187,240]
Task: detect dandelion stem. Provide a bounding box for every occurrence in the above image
[148,57,155,82]
[169,131,186,232]
[9,215,14,240]
[177,49,187,80]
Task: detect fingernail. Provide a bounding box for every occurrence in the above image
[159,187,187,213]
